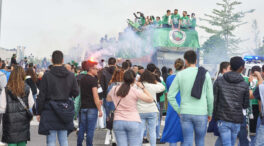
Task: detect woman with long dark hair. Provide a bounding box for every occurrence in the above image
[138,70,165,146]
[0,66,34,146]
[155,67,167,143]
[106,69,125,117]
[161,66,169,83]
[105,69,125,145]
[25,68,38,101]
[106,70,153,146]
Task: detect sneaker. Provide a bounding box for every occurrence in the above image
[0,141,5,146]
[73,120,78,128]
[143,138,149,144]
[156,139,165,144]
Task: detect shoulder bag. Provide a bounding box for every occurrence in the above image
[106,86,122,130]
[17,96,33,121]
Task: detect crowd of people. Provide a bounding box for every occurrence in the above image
[0,49,264,146]
[132,9,196,30]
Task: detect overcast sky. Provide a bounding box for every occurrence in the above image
[0,0,263,57]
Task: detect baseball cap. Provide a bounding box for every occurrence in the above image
[86,60,98,68]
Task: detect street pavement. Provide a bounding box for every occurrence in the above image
[26,126,218,146]
[0,117,219,146]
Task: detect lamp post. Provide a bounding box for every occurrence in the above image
[0,0,2,41]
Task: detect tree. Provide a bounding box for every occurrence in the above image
[200,0,254,54]
[252,19,261,50]
[202,35,229,64]
[255,37,264,55]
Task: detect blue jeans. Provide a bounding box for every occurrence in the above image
[215,137,222,146]
[163,24,171,28]
[173,24,179,28]
[156,103,161,139]
[77,108,98,146]
[255,117,263,146]
[143,125,147,138]
[47,130,68,146]
[255,124,264,146]
[180,114,208,146]
[113,120,141,146]
[217,120,241,146]
[140,112,158,146]
[238,116,256,146]
[103,98,115,127]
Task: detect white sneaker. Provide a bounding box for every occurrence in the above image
[0,141,6,146]
[74,120,78,127]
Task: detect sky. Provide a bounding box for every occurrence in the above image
[0,0,264,57]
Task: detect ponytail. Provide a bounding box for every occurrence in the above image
[116,70,135,98]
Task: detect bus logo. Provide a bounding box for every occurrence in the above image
[169,30,186,45]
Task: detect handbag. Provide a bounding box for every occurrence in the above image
[17,96,33,121]
[106,87,122,130]
[49,99,75,124]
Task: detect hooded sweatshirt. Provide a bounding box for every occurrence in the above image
[100,66,116,98]
[37,66,79,114]
[213,71,249,123]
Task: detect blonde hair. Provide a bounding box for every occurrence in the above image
[7,66,25,97]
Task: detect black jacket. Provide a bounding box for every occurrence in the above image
[25,78,37,95]
[162,74,168,83]
[36,66,79,135]
[2,85,31,143]
[99,66,115,98]
[213,72,249,123]
[11,57,17,65]
[191,67,207,99]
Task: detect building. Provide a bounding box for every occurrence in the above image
[0,47,16,62]
[0,46,25,65]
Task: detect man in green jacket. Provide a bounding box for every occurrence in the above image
[168,50,214,146]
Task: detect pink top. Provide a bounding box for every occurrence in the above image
[109,86,143,122]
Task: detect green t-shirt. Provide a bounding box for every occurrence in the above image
[244,77,258,105]
[171,14,180,25]
[180,16,190,27]
[162,15,170,25]
[138,17,145,26]
[153,20,162,27]
[158,20,162,25]
[160,81,167,102]
[191,18,196,28]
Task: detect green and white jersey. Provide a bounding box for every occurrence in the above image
[180,16,189,27]
[171,14,180,24]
